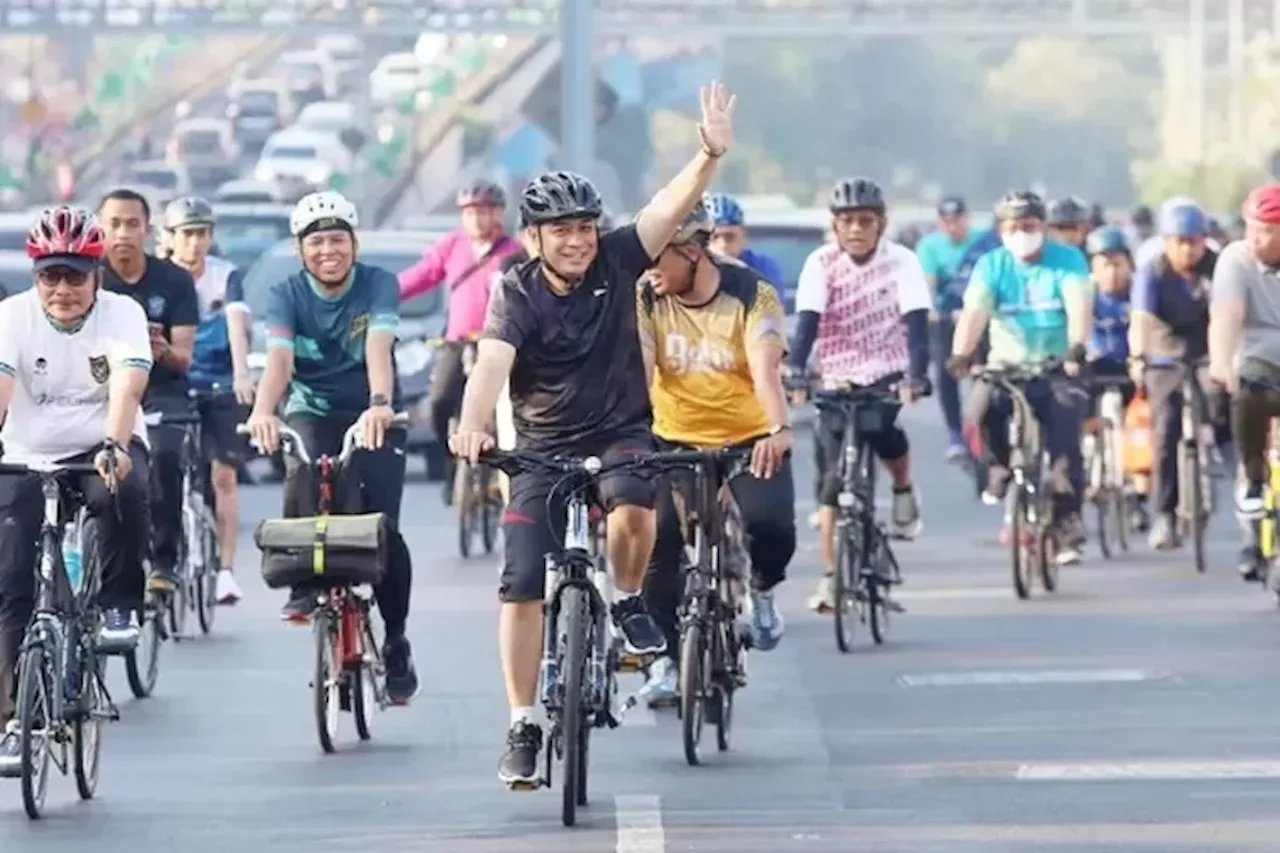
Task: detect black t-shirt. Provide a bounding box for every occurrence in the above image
[102,255,200,398]
[484,224,654,450]
[499,249,530,274]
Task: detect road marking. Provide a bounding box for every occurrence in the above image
[893,587,1012,601]
[899,669,1171,687]
[615,794,665,852]
[1016,761,1280,781]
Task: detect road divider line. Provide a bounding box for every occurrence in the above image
[1016,761,1280,780]
[615,794,665,852]
[899,669,1173,687]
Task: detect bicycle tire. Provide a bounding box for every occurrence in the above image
[1010,492,1030,600]
[124,600,161,699]
[1112,487,1130,553]
[867,575,887,645]
[1189,448,1206,574]
[559,585,589,827]
[832,529,855,653]
[312,611,340,754]
[714,619,736,753]
[17,644,51,819]
[73,650,102,800]
[196,519,218,635]
[1037,527,1059,592]
[350,660,373,741]
[679,621,706,766]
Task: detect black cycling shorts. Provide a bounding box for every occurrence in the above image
[202,397,249,465]
[499,427,656,603]
[815,406,908,508]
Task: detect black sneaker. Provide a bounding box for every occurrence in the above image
[498,721,542,787]
[280,588,316,622]
[383,635,419,705]
[96,607,140,652]
[1238,545,1265,582]
[1055,513,1087,547]
[0,723,20,778]
[611,596,667,656]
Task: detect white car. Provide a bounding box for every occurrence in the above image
[293,100,367,151]
[370,53,422,108]
[253,129,351,201]
[315,34,363,92]
[275,50,339,106]
[127,162,191,208]
[214,179,285,205]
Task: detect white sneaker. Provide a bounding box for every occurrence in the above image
[215,569,242,605]
[807,510,820,530]
[638,657,679,707]
[890,486,922,539]
[808,576,835,612]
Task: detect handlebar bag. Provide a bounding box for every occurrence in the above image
[255,512,388,589]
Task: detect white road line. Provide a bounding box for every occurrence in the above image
[615,794,665,852]
[899,669,1172,687]
[1016,761,1280,781]
[893,587,1012,601]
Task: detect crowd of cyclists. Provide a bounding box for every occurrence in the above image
[1,77,1280,796]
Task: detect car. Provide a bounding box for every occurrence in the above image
[212,203,292,271]
[166,117,239,190]
[214,179,285,205]
[0,213,32,253]
[126,161,191,208]
[226,79,293,150]
[253,129,352,202]
[370,52,422,108]
[243,230,448,478]
[0,249,31,296]
[315,34,364,93]
[275,50,339,108]
[294,100,367,152]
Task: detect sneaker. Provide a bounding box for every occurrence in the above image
[610,596,666,656]
[1239,544,1266,581]
[746,590,784,651]
[890,485,922,539]
[807,510,820,530]
[1056,513,1087,548]
[808,575,835,613]
[0,720,19,778]
[96,607,140,652]
[982,465,1011,506]
[945,440,968,463]
[638,657,679,708]
[280,588,316,622]
[383,635,419,705]
[1149,513,1179,550]
[1237,481,1267,520]
[147,566,177,593]
[498,721,542,787]
[215,569,242,605]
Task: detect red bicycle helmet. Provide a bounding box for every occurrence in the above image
[26,206,106,263]
[1242,184,1280,224]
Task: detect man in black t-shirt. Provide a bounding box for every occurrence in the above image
[449,79,737,789]
[100,188,200,591]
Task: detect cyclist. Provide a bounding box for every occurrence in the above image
[1130,204,1155,245]
[1129,200,1218,549]
[1047,196,1091,252]
[704,192,784,286]
[244,190,419,705]
[162,197,253,605]
[915,195,979,461]
[398,180,521,502]
[99,188,200,592]
[1210,183,1280,577]
[448,79,737,789]
[636,200,795,705]
[0,208,152,771]
[786,177,931,613]
[948,190,1092,563]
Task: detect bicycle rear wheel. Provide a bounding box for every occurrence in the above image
[125,597,161,698]
[559,585,589,827]
[73,649,103,800]
[456,463,475,558]
[196,518,218,635]
[17,644,52,820]
[714,617,737,753]
[833,528,856,653]
[312,610,340,754]
[679,621,706,766]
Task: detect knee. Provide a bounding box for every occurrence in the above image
[211,462,237,494]
[747,515,796,563]
[607,504,655,543]
[498,555,544,603]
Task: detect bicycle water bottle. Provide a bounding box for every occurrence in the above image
[62,522,83,595]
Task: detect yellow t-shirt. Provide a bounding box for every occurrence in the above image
[637,261,787,447]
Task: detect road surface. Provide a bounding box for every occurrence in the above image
[2,408,1277,852]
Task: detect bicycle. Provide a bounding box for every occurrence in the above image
[972,360,1065,600]
[1240,378,1280,596]
[1083,374,1131,559]
[451,339,501,558]
[244,413,409,755]
[1173,358,1213,574]
[805,378,910,652]
[3,454,122,819]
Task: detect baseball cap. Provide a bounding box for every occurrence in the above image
[33,254,99,275]
[937,196,967,218]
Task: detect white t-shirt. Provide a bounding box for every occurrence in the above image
[795,239,931,386]
[0,290,152,466]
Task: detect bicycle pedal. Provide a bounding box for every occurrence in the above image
[507,777,545,792]
[616,654,647,673]
[648,696,678,709]
[885,598,907,614]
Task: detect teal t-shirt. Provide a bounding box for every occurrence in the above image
[964,240,1091,365]
[915,228,979,312]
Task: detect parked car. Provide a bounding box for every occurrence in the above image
[252,129,351,201]
[243,230,448,478]
[226,79,292,150]
[213,203,292,271]
[315,34,364,93]
[127,161,191,208]
[294,100,367,152]
[275,50,339,108]
[166,117,239,190]
[370,52,421,108]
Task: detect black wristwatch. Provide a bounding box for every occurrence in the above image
[369,393,389,407]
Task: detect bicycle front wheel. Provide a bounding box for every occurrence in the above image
[196,519,218,635]
[313,610,341,754]
[679,621,706,766]
[73,650,103,800]
[17,644,52,820]
[833,529,856,653]
[125,598,161,699]
[559,585,589,827]
[1010,493,1031,600]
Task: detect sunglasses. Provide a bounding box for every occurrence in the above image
[36,267,92,287]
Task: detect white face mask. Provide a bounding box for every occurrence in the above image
[1002,230,1044,258]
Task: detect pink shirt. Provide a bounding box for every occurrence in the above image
[397,230,520,341]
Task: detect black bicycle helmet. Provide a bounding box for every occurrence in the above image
[1047,195,1089,227]
[828,177,886,214]
[456,179,506,209]
[519,171,604,226]
[669,196,715,246]
[994,190,1046,222]
[163,196,215,231]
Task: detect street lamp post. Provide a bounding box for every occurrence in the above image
[560,0,595,175]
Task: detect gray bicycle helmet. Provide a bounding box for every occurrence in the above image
[456,179,506,209]
[994,190,1046,222]
[519,171,603,226]
[1047,195,1089,227]
[163,196,215,231]
[828,177,886,214]
[669,196,715,246]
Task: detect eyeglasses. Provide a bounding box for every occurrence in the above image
[36,267,92,287]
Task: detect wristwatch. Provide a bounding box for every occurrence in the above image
[768,424,792,437]
[369,393,389,407]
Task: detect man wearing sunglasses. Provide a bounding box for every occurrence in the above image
[0,207,153,773]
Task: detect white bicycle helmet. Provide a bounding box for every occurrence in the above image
[290,190,360,238]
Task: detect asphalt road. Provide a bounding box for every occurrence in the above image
[3,407,1279,852]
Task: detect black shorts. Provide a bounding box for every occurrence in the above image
[201,397,248,465]
[500,427,656,603]
[815,406,908,508]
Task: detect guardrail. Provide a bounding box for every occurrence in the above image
[370,36,549,226]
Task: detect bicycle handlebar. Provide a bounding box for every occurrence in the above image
[235,413,410,466]
[971,357,1065,384]
[478,446,753,481]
